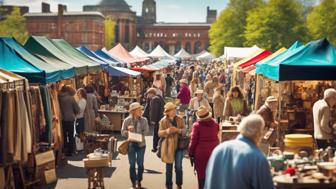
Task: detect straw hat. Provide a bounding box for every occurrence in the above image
[195,89,204,95]
[146,87,157,95]
[129,102,144,112]
[196,106,212,121]
[180,79,188,84]
[266,96,278,103]
[164,102,176,113]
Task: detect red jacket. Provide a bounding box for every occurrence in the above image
[177,84,191,104]
[188,119,219,179]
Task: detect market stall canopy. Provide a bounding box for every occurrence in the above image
[52,39,103,73]
[144,59,175,70]
[106,66,141,77]
[24,36,87,76]
[108,43,148,64]
[196,50,215,61]
[235,49,272,69]
[95,49,126,66]
[77,46,121,67]
[0,37,65,84]
[260,39,336,81]
[254,47,291,75]
[0,68,26,83]
[148,45,174,59]
[174,48,191,59]
[222,45,261,60]
[131,67,157,72]
[130,45,149,58]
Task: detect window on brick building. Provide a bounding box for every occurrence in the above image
[185,42,191,53]
[125,20,129,43]
[144,43,149,52]
[175,41,181,54]
[82,33,88,43]
[194,41,202,54]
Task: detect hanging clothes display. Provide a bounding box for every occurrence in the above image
[29,87,47,144]
[48,85,63,151]
[39,86,53,143]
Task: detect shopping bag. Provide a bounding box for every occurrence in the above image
[75,136,84,151]
[118,140,129,155]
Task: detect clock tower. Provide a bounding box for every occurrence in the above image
[142,0,156,24]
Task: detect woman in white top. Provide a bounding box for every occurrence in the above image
[76,88,87,136]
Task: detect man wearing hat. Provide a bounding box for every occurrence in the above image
[145,88,165,152]
[257,96,278,129]
[121,102,150,189]
[176,79,191,113]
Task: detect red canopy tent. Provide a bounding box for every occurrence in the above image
[108,43,148,64]
[238,49,272,68]
[131,67,157,72]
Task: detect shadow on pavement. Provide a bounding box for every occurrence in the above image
[144,169,162,174]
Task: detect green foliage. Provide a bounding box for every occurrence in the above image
[244,0,307,51]
[104,17,116,50]
[306,0,336,45]
[209,0,262,56]
[0,7,28,44]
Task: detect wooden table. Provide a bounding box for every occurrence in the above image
[274,175,336,189]
[98,110,128,131]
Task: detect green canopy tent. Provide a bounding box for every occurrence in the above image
[24,36,88,76]
[0,37,64,84]
[52,39,103,73]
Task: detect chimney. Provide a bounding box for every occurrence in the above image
[58,4,64,16]
[42,2,50,13]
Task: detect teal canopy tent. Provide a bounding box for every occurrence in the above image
[257,39,336,81]
[0,37,65,84]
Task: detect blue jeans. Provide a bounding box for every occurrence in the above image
[166,149,184,188]
[128,142,146,183]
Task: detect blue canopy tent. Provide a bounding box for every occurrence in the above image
[107,66,141,77]
[0,37,66,84]
[78,46,121,67]
[144,59,176,70]
[257,39,336,81]
[95,49,127,66]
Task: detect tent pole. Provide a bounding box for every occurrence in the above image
[277,81,281,147]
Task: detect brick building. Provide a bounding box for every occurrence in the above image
[0,5,29,20]
[84,0,217,53]
[83,0,136,50]
[24,3,105,50]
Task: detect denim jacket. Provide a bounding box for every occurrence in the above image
[121,115,149,147]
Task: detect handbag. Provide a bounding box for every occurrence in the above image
[178,135,190,150]
[156,138,164,158]
[118,140,130,155]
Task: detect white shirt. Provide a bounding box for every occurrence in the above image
[76,98,87,119]
[313,99,333,140]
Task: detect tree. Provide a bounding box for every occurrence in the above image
[306,0,336,45]
[0,7,28,43]
[209,0,262,56]
[104,17,116,50]
[244,0,307,51]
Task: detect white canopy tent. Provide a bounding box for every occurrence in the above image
[148,45,174,59]
[196,51,215,61]
[174,48,191,59]
[222,45,260,61]
[130,45,149,58]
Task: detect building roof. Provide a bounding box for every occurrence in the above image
[151,22,211,27]
[98,0,130,11]
[24,11,105,18]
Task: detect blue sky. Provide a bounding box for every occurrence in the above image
[4,0,228,22]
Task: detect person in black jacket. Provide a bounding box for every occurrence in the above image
[146,88,165,152]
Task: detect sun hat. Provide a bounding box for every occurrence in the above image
[164,102,177,113]
[195,90,204,94]
[146,87,157,95]
[129,102,144,112]
[180,79,188,84]
[196,106,212,121]
[266,96,278,103]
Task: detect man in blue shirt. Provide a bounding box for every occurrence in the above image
[204,114,274,189]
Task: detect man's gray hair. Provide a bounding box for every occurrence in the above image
[323,88,336,100]
[238,114,265,139]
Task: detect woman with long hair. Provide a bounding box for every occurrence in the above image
[75,88,87,137]
[223,86,249,120]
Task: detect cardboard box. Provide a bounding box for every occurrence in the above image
[44,169,57,184]
[35,150,55,166]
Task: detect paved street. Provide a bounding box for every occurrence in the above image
[42,130,198,189]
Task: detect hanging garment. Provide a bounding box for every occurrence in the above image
[7,90,15,156]
[49,87,63,150]
[14,89,22,161]
[18,89,32,162]
[0,92,8,165]
[40,86,53,142]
